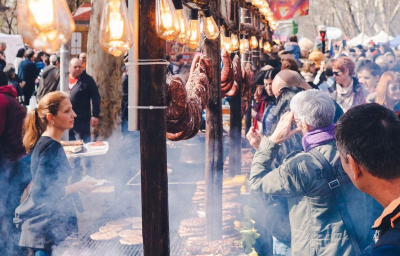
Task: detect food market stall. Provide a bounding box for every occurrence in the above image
[16,0,276,255]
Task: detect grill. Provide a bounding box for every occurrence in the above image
[61,161,206,256]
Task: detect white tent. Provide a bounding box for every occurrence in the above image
[347,32,371,47]
[0,33,24,65]
[370,31,394,44]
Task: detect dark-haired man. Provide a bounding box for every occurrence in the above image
[335,103,400,255]
[172,54,184,75]
[18,49,38,105]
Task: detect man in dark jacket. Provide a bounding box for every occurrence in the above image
[0,72,30,255]
[68,58,100,142]
[36,54,60,100]
[18,49,38,105]
[335,104,400,256]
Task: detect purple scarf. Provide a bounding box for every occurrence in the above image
[302,124,336,152]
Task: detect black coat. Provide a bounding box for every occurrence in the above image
[18,59,38,104]
[69,72,101,133]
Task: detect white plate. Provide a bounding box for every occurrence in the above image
[87,142,108,150]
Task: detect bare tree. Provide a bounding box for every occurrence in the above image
[297,0,400,40]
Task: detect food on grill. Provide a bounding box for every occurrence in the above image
[60,140,83,146]
[106,219,131,227]
[118,229,142,238]
[99,225,124,233]
[132,222,142,230]
[90,231,119,241]
[181,217,206,228]
[119,235,143,245]
[184,238,242,255]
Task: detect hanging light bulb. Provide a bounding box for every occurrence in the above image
[220,29,225,49]
[17,0,75,53]
[250,35,258,49]
[259,38,263,50]
[99,0,133,57]
[156,0,180,41]
[203,7,219,40]
[187,9,201,49]
[243,34,250,52]
[172,0,190,44]
[263,41,271,53]
[230,33,239,52]
[223,30,232,52]
[239,34,244,54]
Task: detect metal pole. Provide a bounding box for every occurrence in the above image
[128,0,139,131]
[60,43,69,140]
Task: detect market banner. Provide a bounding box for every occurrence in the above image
[269,0,309,21]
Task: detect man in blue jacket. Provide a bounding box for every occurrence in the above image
[68,58,100,142]
[335,103,400,256]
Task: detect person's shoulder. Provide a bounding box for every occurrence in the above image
[34,137,62,154]
[81,72,96,84]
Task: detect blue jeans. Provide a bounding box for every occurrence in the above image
[34,249,51,256]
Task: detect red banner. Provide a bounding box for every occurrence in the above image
[269,0,309,21]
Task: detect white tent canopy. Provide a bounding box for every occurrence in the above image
[370,31,394,44]
[347,32,370,47]
[0,33,24,66]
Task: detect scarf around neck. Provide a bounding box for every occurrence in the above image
[302,124,336,152]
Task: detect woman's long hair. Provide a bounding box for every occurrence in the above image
[23,91,69,152]
[376,71,400,106]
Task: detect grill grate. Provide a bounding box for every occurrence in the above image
[61,163,205,256]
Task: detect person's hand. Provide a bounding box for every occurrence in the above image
[246,127,263,150]
[77,180,97,194]
[90,117,99,127]
[20,81,26,88]
[269,111,301,145]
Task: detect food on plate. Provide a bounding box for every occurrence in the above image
[119,235,143,245]
[99,225,124,233]
[118,229,142,238]
[90,231,119,240]
[91,141,105,146]
[63,145,83,155]
[106,219,131,227]
[60,140,83,146]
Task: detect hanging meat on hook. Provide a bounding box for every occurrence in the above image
[166,54,212,141]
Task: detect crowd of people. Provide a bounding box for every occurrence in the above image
[1,34,400,256]
[247,36,400,256]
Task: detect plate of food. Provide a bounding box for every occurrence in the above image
[87,141,108,150]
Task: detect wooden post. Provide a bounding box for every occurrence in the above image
[228,0,242,177]
[204,0,223,241]
[87,0,124,140]
[139,0,170,255]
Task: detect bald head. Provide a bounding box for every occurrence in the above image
[272,70,311,97]
[69,58,83,78]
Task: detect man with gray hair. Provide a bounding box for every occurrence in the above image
[248,89,380,255]
[36,54,60,100]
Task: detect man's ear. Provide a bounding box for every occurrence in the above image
[347,154,362,181]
